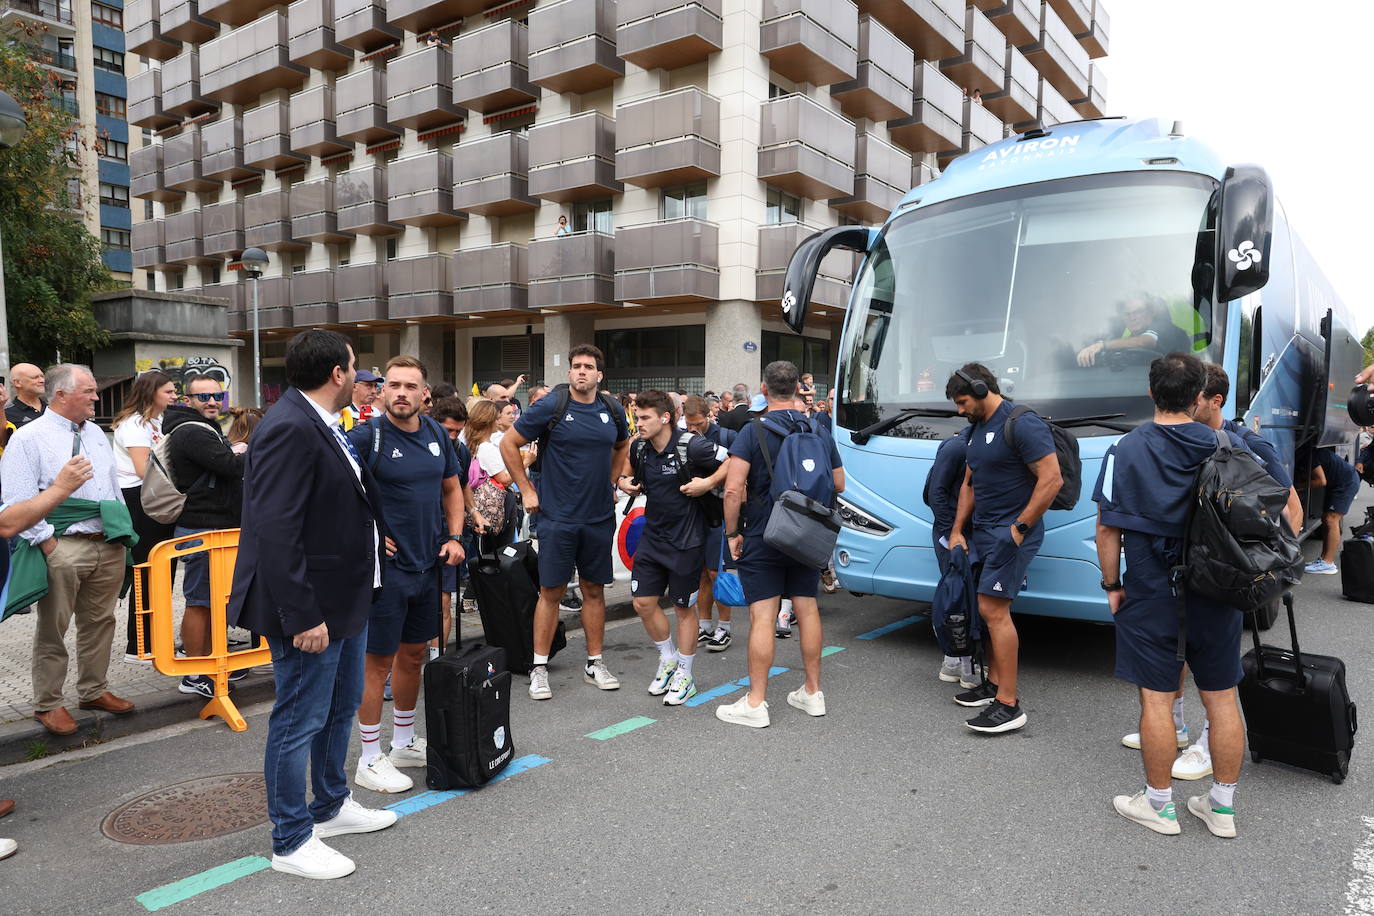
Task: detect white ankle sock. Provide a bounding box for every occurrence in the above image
[676,650,695,676]
[654,638,675,662]
[1146,784,1173,811]
[392,709,415,749]
[960,656,974,676]
[943,655,961,667]
[533,654,549,666]
[718,620,731,634]
[1210,780,1236,809]
[358,721,381,765]
[698,621,712,635]
[1199,719,1211,754]
[1172,697,1186,732]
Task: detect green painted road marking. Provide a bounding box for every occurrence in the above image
[821,645,845,657]
[137,856,271,912]
[584,716,656,740]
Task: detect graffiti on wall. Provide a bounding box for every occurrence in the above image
[134,356,233,398]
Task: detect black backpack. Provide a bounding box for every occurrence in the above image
[1182,428,1304,613]
[530,384,626,472]
[1003,404,1082,512]
[629,430,725,527]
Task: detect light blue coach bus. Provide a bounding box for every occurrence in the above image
[779,116,1363,626]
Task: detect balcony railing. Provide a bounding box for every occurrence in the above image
[337,262,388,324]
[127,0,182,59]
[337,166,398,235]
[982,43,1036,125]
[853,0,962,61]
[830,132,911,224]
[336,67,400,144]
[453,244,530,317]
[887,60,962,154]
[615,217,719,305]
[938,5,1005,96]
[759,0,858,86]
[529,0,623,95]
[1,0,74,27]
[451,20,537,115]
[528,231,615,310]
[830,15,913,123]
[616,0,723,71]
[615,87,721,189]
[756,223,851,309]
[528,111,622,203]
[387,254,453,321]
[388,152,462,227]
[453,132,537,217]
[757,93,855,200]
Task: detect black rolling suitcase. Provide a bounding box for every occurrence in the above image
[1239,593,1357,784]
[424,643,514,789]
[1340,538,1374,603]
[470,538,566,674]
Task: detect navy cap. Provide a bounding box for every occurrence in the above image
[355,369,381,383]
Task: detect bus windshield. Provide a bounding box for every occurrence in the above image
[837,171,1221,438]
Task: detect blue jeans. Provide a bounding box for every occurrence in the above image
[264,632,366,856]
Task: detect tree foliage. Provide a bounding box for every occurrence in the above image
[1362,326,1374,370]
[0,29,111,366]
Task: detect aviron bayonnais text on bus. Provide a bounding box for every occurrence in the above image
[780,116,1363,625]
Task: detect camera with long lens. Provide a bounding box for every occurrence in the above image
[1349,385,1374,427]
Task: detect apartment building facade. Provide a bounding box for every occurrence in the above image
[126,0,1109,400]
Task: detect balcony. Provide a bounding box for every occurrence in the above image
[756,223,851,309]
[128,69,177,130]
[201,12,309,105]
[132,219,168,270]
[453,244,530,317]
[387,255,452,321]
[982,0,1037,47]
[913,158,938,186]
[1047,0,1088,34]
[386,0,484,34]
[292,178,353,243]
[165,210,211,264]
[337,263,388,323]
[289,0,351,70]
[528,231,615,311]
[203,200,246,258]
[1037,77,1076,127]
[1078,0,1107,58]
[453,132,537,217]
[292,270,338,326]
[529,0,623,95]
[1022,1,1088,101]
[252,276,295,331]
[759,0,857,86]
[244,188,307,251]
[126,0,181,59]
[290,86,349,158]
[336,68,400,144]
[131,145,184,203]
[1070,60,1106,118]
[338,166,398,235]
[164,0,218,42]
[244,101,308,171]
[164,127,219,192]
[854,0,962,61]
[334,0,400,53]
[528,112,621,203]
[830,132,910,224]
[982,44,1036,125]
[387,45,463,131]
[758,94,854,200]
[0,0,75,33]
[830,16,912,123]
[163,50,214,118]
[451,20,537,115]
[616,0,722,71]
[200,0,278,27]
[203,117,261,182]
[887,61,962,154]
[615,88,720,189]
[938,97,1002,164]
[939,6,1005,96]
[388,152,462,227]
[615,218,718,305]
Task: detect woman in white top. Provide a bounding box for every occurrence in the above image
[111,370,179,661]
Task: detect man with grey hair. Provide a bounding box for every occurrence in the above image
[0,364,138,736]
[718,382,753,432]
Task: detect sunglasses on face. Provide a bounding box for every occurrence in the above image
[190,392,224,402]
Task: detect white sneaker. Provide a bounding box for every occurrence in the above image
[648,658,678,696]
[314,794,399,837]
[787,686,826,717]
[271,835,355,880]
[938,659,962,682]
[1121,727,1189,750]
[663,668,697,707]
[1112,791,1180,836]
[715,695,770,728]
[0,838,15,861]
[1172,744,1213,780]
[529,665,552,700]
[584,658,620,690]
[354,755,413,794]
[1187,794,1237,838]
[389,736,428,768]
[958,665,985,690]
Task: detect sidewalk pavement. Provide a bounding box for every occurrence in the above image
[0,567,636,765]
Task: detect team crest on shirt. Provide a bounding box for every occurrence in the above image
[428,442,441,456]
[565,412,574,421]
[391,447,403,458]
[599,412,609,423]
[985,432,995,444]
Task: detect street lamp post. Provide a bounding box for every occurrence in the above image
[0,89,31,389]
[239,246,269,409]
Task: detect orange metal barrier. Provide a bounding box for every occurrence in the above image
[133,529,271,731]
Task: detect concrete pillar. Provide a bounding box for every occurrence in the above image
[451,326,473,390]
[543,313,596,384]
[398,323,446,382]
[705,299,763,393]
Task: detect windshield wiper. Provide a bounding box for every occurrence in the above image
[851,408,958,445]
[1050,413,1132,433]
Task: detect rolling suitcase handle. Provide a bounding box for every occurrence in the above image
[1251,593,1306,690]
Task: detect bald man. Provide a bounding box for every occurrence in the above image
[6,363,46,429]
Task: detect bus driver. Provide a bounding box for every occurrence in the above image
[1076,296,1191,367]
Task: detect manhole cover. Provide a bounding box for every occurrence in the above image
[102,773,268,845]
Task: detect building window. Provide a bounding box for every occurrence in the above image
[572,198,613,234]
[101,227,131,250]
[66,177,82,207]
[95,92,126,118]
[765,187,801,224]
[768,83,788,99]
[143,200,154,219]
[98,137,128,161]
[171,272,184,290]
[92,47,124,73]
[386,237,397,261]
[207,265,222,284]
[761,331,831,393]
[147,271,156,291]
[99,182,129,208]
[92,2,122,27]
[661,182,707,221]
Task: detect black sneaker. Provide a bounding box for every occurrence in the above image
[228,668,250,682]
[697,628,711,645]
[560,592,583,612]
[965,699,1027,733]
[705,627,732,652]
[953,680,998,707]
[178,675,216,698]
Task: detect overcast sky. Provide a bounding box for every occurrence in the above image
[1108,0,1374,333]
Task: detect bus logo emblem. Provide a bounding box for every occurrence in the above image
[782,291,796,314]
[1227,240,1262,270]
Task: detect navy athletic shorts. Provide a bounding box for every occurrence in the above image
[367,564,440,656]
[1326,479,1359,516]
[736,536,820,604]
[970,523,1043,601]
[536,516,615,589]
[704,524,726,572]
[631,538,705,607]
[173,525,212,607]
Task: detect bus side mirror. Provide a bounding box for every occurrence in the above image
[780,226,871,334]
[1215,164,1273,302]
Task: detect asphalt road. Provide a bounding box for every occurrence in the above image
[1,538,1371,915]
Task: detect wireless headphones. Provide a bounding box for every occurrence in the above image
[955,368,989,399]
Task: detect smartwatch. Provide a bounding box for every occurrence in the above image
[446,534,463,542]
[1100,579,1124,592]
[1014,521,1030,536]
[725,530,742,539]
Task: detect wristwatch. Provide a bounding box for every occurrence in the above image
[1014,521,1030,536]
[445,534,463,542]
[725,530,742,539]
[1100,579,1124,592]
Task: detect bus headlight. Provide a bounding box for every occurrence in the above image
[836,496,893,535]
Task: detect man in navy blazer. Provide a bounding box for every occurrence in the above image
[229,329,396,880]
